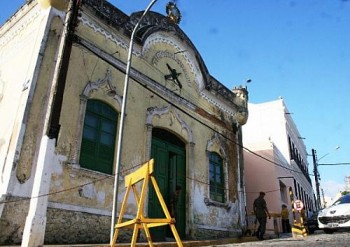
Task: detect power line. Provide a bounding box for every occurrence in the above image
[318,163,350,166]
[2,35,312,206]
[73,36,312,179]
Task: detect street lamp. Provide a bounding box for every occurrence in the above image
[318,146,340,161]
[312,146,340,209]
[110,0,181,243]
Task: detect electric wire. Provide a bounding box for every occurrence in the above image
[1,33,314,206]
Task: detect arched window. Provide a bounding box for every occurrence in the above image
[80,99,118,174]
[209,152,225,203]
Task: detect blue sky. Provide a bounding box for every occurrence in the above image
[1,0,349,201]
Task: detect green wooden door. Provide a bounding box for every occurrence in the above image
[149,130,186,241]
[168,145,186,238]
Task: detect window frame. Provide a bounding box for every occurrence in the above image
[79,99,118,174]
[209,151,225,203]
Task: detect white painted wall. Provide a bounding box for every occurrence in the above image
[0,3,48,199]
[242,98,315,232]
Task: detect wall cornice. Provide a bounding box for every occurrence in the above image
[0,5,40,47]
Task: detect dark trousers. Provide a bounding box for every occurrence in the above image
[256,216,267,238]
[282,219,290,233]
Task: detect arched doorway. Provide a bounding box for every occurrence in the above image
[148,128,186,241]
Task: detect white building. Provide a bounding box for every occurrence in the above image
[242,98,315,231]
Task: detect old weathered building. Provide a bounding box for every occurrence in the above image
[0,0,249,245]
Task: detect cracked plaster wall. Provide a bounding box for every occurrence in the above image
[0,2,246,244]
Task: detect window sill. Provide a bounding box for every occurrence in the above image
[204,197,231,210]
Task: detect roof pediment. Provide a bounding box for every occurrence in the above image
[127,11,211,89]
[82,0,247,118]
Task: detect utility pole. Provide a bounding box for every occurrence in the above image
[312,149,321,209]
[321,188,326,208]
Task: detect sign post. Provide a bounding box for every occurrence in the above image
[293,200,304,211]
[289,188,307,238]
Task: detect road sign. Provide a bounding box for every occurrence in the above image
[293,200,304,211]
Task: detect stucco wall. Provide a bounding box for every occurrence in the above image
[47,7,242,241]
[0,196,29,244]
[45,208,111,244]
[242,99,315,234]
[0,3,47,197]
[0,1,247,244]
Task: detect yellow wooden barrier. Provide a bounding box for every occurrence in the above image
[111,159,183,247]
[289,187,307,238]
[246,212,281,237]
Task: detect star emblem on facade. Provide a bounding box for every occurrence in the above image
[164,63,182,89]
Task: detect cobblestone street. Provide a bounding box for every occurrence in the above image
[217,231,350,246]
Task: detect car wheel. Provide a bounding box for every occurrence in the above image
[308,228,315,234]
[324,229,335,234]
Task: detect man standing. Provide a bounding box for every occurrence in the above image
[253,192,271,240]
[281,204,290,233]
[169,185,181,218]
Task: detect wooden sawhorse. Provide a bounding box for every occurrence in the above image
[111,159,183,247]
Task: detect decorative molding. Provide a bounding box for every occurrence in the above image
[142,32,203,92]
[81,68,122,106]
[78,13,133,55]
[77,13,249,128]
[74,35,197,113]
[200,91,237,118]
[146,105,194,144]
[83,0,129,30]
[206,133,227,158]
[151,50,192,89]
[126,11,181,41]
[71,69,121,165]
[0,5,41,47]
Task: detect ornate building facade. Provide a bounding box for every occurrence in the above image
[0,0,249,245]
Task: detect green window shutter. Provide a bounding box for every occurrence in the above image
[80,100,117,174]
[209,152,225,203]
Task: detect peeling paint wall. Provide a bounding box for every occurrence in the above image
[0,3,44,196]
[0,1,248,244]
